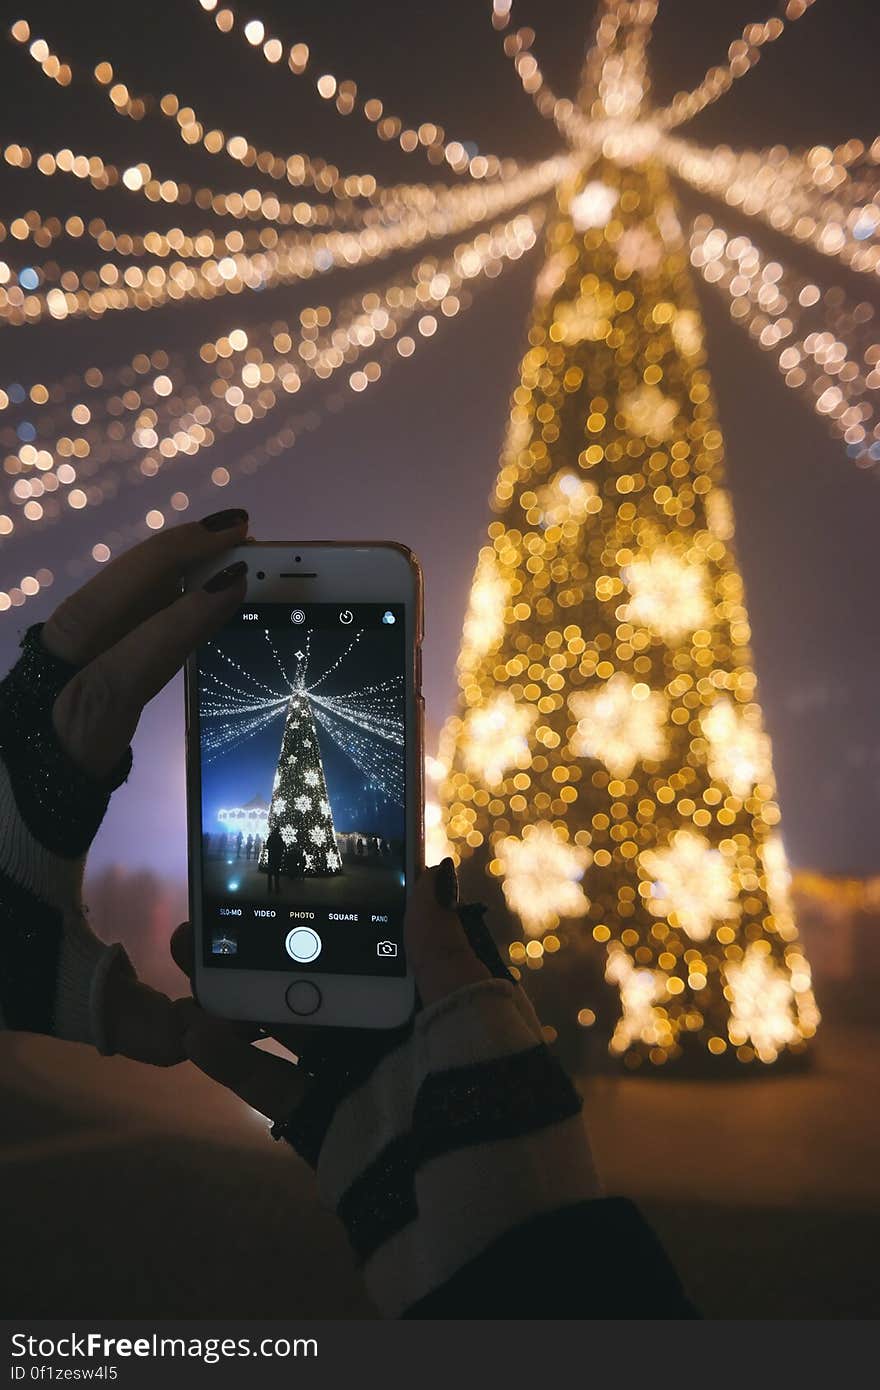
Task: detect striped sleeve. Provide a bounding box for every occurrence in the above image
[0,623,133,1047]
[284,976,603,1317]
[269,909,694,1319]
[402,1197,699,1319]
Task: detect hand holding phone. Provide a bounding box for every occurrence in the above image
[185,542,423,1029]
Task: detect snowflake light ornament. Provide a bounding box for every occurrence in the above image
[552,286,616,344]
[424,797,453,867]
[535,471,598,528]
[569,673,668,777]
[460,552,508,663]
[461,691,534,786]
[622,546,712,641]
[619,383,679,440]
[724,945,798,1061]
[615,225,663,275]
[295,794,312,812]
[304,769,320,787]
[570,180,618,230]
[759,834,800,943]
[605,949,671,1054]
[701,697,771,798]
[497,822,591,938]
[761,833,792,906]
[672,307,703,357]
[309,825,326,845]
[640,829,739,942]
[280,825,297,846]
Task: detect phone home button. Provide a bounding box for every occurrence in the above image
[286,980,322,1016]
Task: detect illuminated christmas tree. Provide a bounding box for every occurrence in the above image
[439,12,820,1069]
[261,691,342,877]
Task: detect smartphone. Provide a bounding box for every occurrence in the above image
[184,542,423,1028]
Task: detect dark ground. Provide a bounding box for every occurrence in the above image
[2,1018,877,1319]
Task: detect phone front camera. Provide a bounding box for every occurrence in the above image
[256,570,265,580]
[295,555,302,563]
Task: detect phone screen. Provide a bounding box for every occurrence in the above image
[194,602,407,978]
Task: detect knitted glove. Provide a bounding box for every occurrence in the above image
[0,623,135,1050]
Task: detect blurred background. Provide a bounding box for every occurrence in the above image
[1,0,878,1319]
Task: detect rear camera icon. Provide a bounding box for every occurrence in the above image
[290,609,306,624]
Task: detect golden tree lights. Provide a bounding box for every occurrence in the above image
[440,150,820,1068]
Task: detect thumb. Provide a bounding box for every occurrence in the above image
[405,861,489,1007]
[103,972,187,1067]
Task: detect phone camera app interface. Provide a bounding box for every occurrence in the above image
[198,603,406,977]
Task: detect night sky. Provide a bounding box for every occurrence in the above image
[1,0,879,875]
[198,612,405,841]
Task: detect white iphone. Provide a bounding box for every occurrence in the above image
[184,542,423,1028]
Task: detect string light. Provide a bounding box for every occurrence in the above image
[0,153,562,326]
[664,135,880,283]
[0,206,308,258]
[495,22,592,147]
[88,58,378,204]
[9,18,72,86]
[192,0,518,180]
[2,207,543,604]
[653,2,820,131]
[4,129,521,249]
[492,2,658,148]
[689,216,879,466]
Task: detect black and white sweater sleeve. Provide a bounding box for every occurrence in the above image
[276,908,697,1320]
[0,623,134,1048]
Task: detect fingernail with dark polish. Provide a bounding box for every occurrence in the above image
[435,856,459,911]
[200,508,248,532]
[204,560,247,592]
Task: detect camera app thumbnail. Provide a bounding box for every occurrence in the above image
[198,608,405,913]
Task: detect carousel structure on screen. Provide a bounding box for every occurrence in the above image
[2,0,877,1064]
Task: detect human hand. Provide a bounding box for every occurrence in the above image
[171,863,596,1316]
[0,510,250,1061]
[170,858,493,1118]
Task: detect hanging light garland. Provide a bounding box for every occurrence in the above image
[192,0,517,180]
